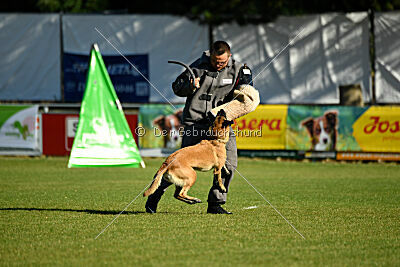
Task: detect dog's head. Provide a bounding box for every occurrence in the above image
[301,110,338,151]
[210,110,234,142]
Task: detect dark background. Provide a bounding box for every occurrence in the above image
[2,0,400,25]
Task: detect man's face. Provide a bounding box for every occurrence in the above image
[210,52,231,71]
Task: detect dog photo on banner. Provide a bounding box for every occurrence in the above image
[286,106,368,152]
[138,104,185,152]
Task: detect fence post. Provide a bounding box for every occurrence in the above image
[208,23,214,50]
[59,12,64,102]
[369,9,376,105]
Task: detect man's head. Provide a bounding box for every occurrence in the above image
[210,41,232,71]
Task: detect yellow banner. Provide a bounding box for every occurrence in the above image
[352,106,400,152]
[234,105,287,150]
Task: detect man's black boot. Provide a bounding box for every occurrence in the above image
[207,203,232,214]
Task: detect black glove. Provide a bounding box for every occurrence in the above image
[236,64,253,87]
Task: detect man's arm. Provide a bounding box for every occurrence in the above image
[172,70,200,97]
[172,70,193,97]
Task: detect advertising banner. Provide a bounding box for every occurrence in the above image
[63,53,149,103]
[0,105,41,154]
[138,104,184,150]
[138,104,287,151]
[352,106,400,152]
[234,105,287,150]
[287,106,367,152]
[286,105,400,153]
[137,104,400,155]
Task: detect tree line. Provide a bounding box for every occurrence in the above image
[1,0,400,25]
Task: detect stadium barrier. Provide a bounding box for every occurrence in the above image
[138,104,400,161]
[0,103,140,157]
[1,104,399,161]
[41,113,139,156]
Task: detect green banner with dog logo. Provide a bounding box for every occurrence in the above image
[0,105,40,152]
[286,106,367,151]
[138,104,184,149]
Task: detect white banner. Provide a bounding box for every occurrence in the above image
[62,15,209,103]
[374,12,400,103]
[214,12,371,104]
[0,14,61,101]
[0,105,41,153]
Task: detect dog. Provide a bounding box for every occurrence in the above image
[153,109,183,149]
[301,110,338,151]
[143,110,233,204]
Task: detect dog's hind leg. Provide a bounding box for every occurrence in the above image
[174,186,192,204]
[174,186,201,204]
[182,185,202,203]
[171,167,201,204]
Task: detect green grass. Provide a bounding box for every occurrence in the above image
[0,157,399,266]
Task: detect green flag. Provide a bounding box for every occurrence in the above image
[68,44,145,168]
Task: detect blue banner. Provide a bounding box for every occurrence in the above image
[63,53,149,102]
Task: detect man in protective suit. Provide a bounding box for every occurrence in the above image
[145,41,260,214]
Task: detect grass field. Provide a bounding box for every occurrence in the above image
[0,156,399,266]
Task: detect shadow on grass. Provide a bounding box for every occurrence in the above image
[0,207,146,215]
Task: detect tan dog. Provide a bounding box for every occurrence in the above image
[143,110,232,204]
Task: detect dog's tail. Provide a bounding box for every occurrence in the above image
[143,162,169,197]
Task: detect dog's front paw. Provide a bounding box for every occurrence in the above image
[220,185,227,193]
[193,198,202,204]
[223,165,230,175]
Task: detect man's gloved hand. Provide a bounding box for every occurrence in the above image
[190,77,201,91]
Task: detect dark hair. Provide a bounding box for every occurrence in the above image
[210,41,231,56]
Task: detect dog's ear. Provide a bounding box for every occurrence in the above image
[222,120,234,127]
[216,109,227,118]
[301,118,314,136]
[153,116,165,128]
[325,111,338,128]
[174,109,184,124]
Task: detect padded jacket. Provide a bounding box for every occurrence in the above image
[172,50,254,127]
